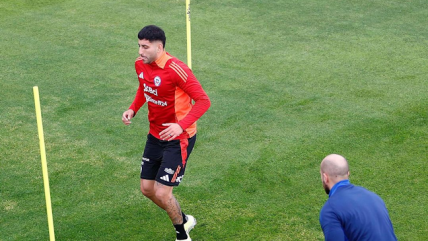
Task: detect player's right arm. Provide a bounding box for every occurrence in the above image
[320,204,346,241]
[122,60,148,125]
[123,80,146,125]
[122,109,135,125]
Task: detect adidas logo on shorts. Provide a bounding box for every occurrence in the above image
[160,175,170,182]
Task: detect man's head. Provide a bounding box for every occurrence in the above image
[320,154,350,195]
[137,25,166,64]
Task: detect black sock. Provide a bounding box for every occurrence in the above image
[174,223,187,240]
[182,212,187,225]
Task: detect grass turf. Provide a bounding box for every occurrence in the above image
[1,0,427,240]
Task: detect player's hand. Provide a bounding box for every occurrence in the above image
[122,109,135,125]
[160,123,183,141]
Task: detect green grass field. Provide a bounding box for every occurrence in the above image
[1,0,427,240]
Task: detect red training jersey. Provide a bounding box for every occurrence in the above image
[129,51,210,140]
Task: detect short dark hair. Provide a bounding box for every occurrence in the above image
[138,25,166,49]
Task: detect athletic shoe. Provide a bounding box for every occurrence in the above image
[175,215,196,241]
[184,215,197,234]
[175,237,191,241]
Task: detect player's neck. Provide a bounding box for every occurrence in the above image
[154,50,170,68]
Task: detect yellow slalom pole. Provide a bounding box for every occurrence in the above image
[186,0,192,69]
[33,86,56,241]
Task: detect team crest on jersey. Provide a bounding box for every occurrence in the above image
[139,72,144,79]
[154,76,161,86]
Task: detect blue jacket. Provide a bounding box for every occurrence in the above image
[320,180,397,241]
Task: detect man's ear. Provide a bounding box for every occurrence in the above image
[157,42,163,52]
[322,172,329,183]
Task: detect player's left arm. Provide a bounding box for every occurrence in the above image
[177,71,211,130]
[159,62,210,140]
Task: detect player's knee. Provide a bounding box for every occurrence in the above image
[155,188,172,202]
[140,185,155,198]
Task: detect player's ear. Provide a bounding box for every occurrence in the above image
[157,42,163,52]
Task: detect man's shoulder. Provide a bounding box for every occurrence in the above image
[165,57,192,82]
[165,58,188,70]
[320,199,338,222]
[331,184,366,198]
[331,184,383,206]
[337,184,374,195]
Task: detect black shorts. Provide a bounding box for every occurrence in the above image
[140,133,196,186]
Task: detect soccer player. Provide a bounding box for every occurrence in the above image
[122,25,210,241]
[319,154,397,241]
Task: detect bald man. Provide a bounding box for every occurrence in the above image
[319,154,397,241]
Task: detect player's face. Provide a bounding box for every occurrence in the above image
[138,39,162,64]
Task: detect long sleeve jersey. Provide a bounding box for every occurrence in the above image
[319,181,397,241]
[129,51,210,140]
